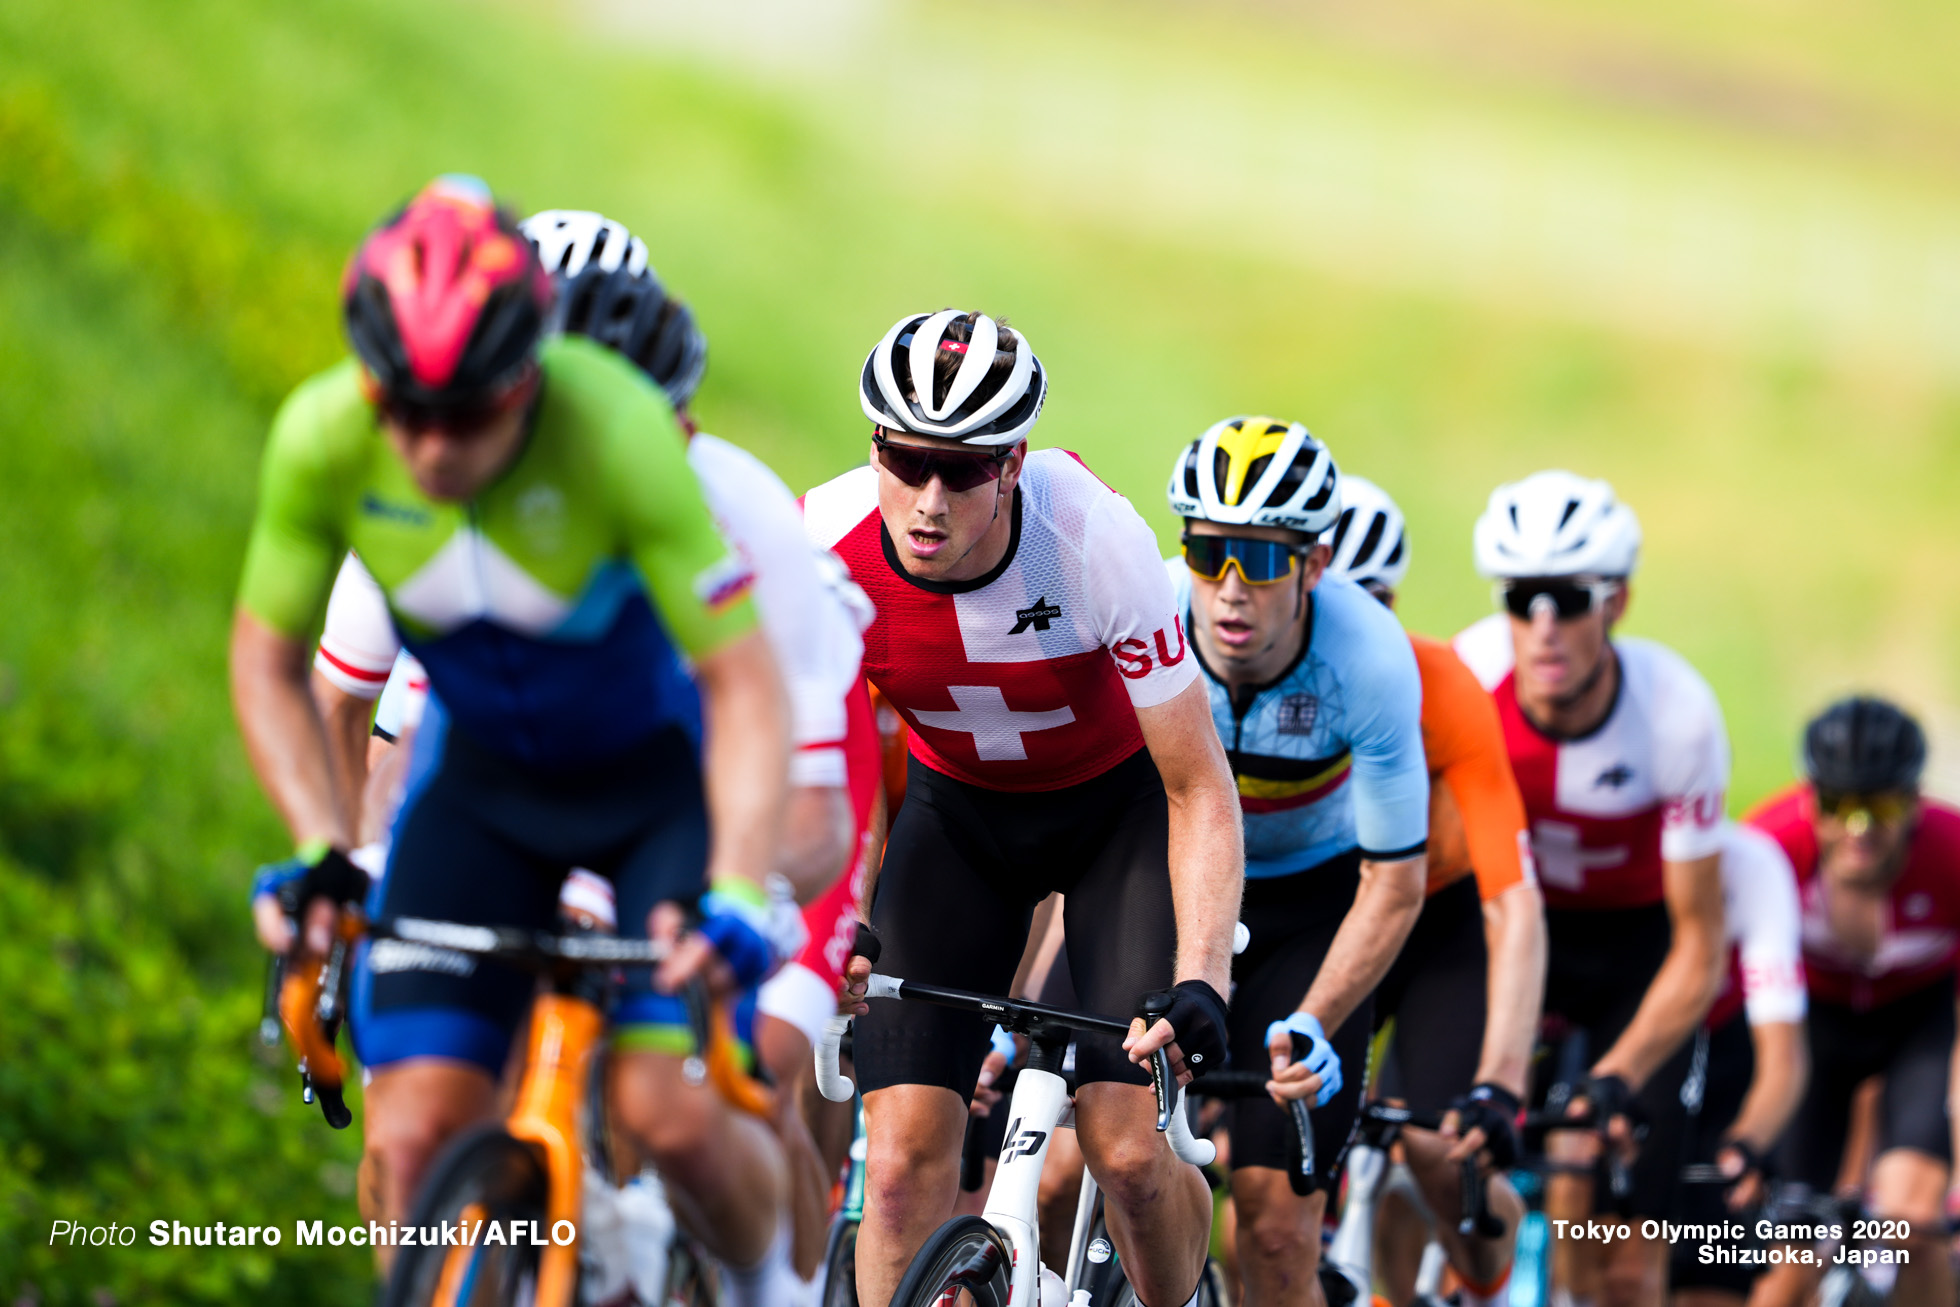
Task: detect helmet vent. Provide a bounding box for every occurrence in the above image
[1558,498,1580,529]
[1351,512,1387,567]
[1328,506,1356,555]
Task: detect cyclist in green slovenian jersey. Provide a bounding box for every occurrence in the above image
[230,176,794,1281]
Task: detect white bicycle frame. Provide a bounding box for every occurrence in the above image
[818,975,1214,1307]
[1327,1137,1450,1300]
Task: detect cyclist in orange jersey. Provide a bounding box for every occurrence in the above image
[1326,476,1546,1307]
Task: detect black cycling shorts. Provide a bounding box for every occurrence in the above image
[1670,1015,1762,1293]
[1534,903,1699,1220]
[1227,853,1371,1189]
[352,701,707,1074]
[1373,876,1488,1115]
[1776,979,1957,1191]
[855,749,1176,1099]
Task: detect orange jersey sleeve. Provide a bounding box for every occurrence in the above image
[1411,634,1532,901]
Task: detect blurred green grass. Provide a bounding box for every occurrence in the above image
[3,0,1958,1297]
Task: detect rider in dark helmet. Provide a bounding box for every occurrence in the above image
[1802,695,1927,799]
[1747,695,1960,1307]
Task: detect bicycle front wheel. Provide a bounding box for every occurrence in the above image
[888,1215,1013,1307]
[383,1124,553,1307]
[821,1217,861,1307]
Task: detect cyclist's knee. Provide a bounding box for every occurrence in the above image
[1231,1170,1324,1269]
[1241,1196,1319,1267]
[364,1062,497,1215]
[1869,1149,1948,1237]
[613,1054,723,1165]
[862,1086,966,1215]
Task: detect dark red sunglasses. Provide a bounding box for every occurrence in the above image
[873,430,1012,492]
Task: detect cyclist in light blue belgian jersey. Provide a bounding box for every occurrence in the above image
[1165,416,1428,1307]
[1166,565,1428,878]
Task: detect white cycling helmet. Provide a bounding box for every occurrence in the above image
[520,209,649,278]
[1325,475,1409,590]
[1472,470,1641,578]
[859,310,1046,446]
[1165,415,1341,536]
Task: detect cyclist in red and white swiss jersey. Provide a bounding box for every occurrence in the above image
[1748,698,1960,1307]
[1453,471,1729,1307]
[809,310,1243,1307]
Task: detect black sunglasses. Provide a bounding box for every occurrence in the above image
[872,430,1013,492]
[1497,579,1620,621]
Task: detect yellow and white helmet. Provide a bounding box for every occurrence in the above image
[1165,415,1342,536]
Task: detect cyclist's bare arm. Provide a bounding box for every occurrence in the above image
[231,609,352,952]
[701,629,791,887]
[779,784,854,904]
[656,629,792,987]
[1730,1019,1807,1157]
[1592,852,1725,1087]
[310,669,374,843]
[1138,678,1242,995]
[1297,852,1427,1034]
[1949,992,1960,1175]
[1477,878,1548,1099]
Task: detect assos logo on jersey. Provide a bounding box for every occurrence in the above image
[1112,618,1188,680]
[1009,597,1063,634]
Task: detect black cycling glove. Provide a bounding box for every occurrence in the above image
[279,847,369,920]
[1580,1073,1646,1133]
[1449,1082,1522,1168]
[850,921,882,965]
[1718,1137,1768,1194]
[1139,979,1230,1078]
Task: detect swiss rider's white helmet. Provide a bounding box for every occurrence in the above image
[859,309,1046,446]
[1473,470,1641,579]
[1325,475,1409,591]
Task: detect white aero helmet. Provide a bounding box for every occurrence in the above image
[1165,415,1342,536]
[519,209,649,278]
[859,310,1047,446]
[1325,475,1409,590]
[1473,470,1641,578]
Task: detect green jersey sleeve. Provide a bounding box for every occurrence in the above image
[236,364,362,638]
[584,351,758,658]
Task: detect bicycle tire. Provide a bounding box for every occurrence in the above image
[888,1215,1012,1307]
[667,1235,722,1307]
[382,1124,553,1307]
[821,1217,861,1307]
[1079,1212,1227,1307]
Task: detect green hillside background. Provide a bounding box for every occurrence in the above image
[5,0,1959,1298]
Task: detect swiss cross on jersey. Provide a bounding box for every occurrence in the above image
[1452,617,1730,911]
[802,451,1199,793]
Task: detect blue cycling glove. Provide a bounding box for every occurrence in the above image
[1265,1012,1341,1108]
[696,884,779,989]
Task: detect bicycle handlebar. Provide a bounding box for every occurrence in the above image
[816,973,1216,1167]
[1191,1069,1315,1194]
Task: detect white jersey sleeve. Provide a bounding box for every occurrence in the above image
[1720,821,1807,1026]
[689,434,866,787]
[373,651,430,739]
[1630,639,1730,863]
[1450,613,1515,691]
[1084,487,1199,709]
[315,553,401,699]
